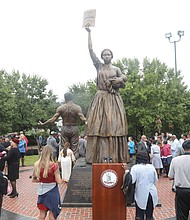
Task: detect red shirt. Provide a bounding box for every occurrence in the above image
[39,162,58,183]
[161,144,172,157]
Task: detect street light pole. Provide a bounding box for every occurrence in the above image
[165,31,184,76]
[174,41,177,75]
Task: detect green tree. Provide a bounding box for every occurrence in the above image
[114,57,190,138]
[68,79,97,116]
[1,70,59,134]
[0,70,15,133]
[68,80,97,133]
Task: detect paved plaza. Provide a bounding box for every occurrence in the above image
[1,165,180,220]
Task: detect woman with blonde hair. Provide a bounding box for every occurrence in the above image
[18,134,27,167]
[58,142,76,183]
[32,145,63,220]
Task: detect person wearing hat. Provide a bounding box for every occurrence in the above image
[0,138,20,198]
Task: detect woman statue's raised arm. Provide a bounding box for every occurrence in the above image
[85,27,92,50]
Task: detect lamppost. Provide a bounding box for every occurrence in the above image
[165,31,184,76]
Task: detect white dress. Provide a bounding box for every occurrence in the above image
[150,144,163,169]
[58,148,76,182]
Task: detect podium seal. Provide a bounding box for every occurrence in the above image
[100,169,118,188]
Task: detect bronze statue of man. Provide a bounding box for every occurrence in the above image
[85,27,129,164]
[38,92,86,159]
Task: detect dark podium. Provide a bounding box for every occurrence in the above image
[92,163,126,220]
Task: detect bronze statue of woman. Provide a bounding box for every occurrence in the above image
[85,27,129,164]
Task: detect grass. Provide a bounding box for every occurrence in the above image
[24,155,39,166]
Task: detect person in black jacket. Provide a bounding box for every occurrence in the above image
[0,141,8,171]
[121,170,135,205]
[2,137,11,149]
[0,138,20,198]
[137,135,150,162]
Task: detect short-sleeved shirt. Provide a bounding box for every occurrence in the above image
[131,163,158,209]
[168,154,190,188]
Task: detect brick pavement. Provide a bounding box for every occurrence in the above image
[1,166,178,220]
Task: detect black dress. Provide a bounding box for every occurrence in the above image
[2,148,20,181]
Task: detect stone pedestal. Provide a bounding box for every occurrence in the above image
[62,158,92,207]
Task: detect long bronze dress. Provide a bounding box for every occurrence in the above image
[86,49,129,163]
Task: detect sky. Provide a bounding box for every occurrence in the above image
[0,0,189,101]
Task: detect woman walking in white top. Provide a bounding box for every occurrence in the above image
[150,140,163,178]
[58,142,76,182]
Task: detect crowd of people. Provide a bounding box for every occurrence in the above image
[0,128,87,219]
[31,130,190,219]
[1,129,190,219]
[124,131,190,220]
[38,131,87,155]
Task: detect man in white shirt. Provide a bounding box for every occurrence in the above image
[171,135,181,158]
[168,140,190,220]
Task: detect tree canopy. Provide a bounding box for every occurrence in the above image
[115,57,190,138]
[0,70,59,135]
[1,57,189,139]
